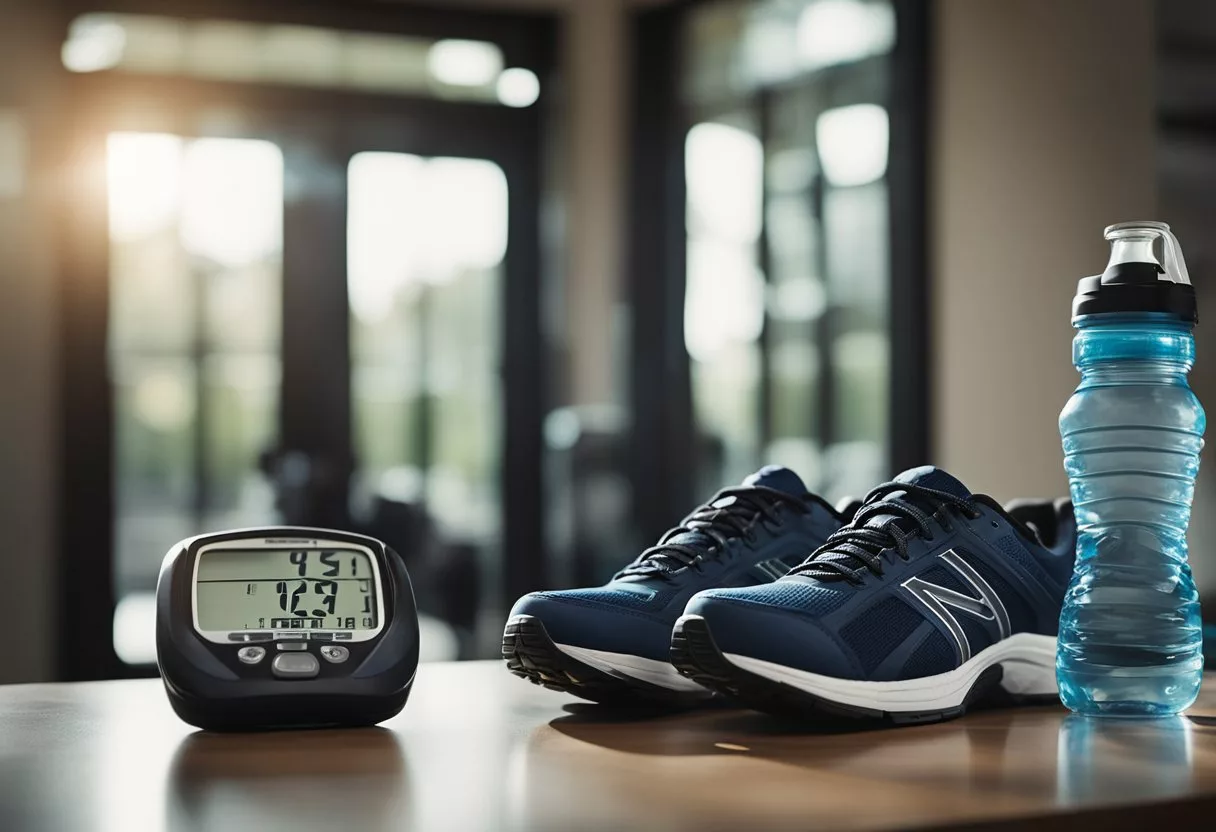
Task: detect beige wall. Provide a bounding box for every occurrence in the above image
[564,0,626,405]
[932,0,1157,502]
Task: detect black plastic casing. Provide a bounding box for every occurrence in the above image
[1073,262,1199,323]
[155,527,419,732]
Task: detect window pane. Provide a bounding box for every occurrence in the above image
[685,119,765,492]
[201,354,279,529]
[112,357,197,593]
[185,139,284,350]
[107,132,191,353]
[347,152,507,648]
[683,0,896,502]
[107,133,283,663]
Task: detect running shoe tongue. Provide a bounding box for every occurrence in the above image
[859,467,971,531]
[658,467,807,558]
[742,465,808,496]
[891,465,971,499]
[799,467,972,581]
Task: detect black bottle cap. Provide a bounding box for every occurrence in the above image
[1073,265,1198,322]
[1072,222,1198,323]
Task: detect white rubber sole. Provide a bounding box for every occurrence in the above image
[556,642,710,694]
[696,618,1058,714]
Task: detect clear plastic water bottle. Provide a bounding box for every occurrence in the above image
[1058,221,1205,716]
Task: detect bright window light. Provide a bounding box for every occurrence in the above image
[347,153,508,324]
[684,239,765,362]
[685,122,764,244]
[106,132,182,240]
[133,370,195,432]
[113,593,157,665]
[179,138,283,267]
[816,103,889,187]
[796,0,895,70]
[426,39,503,87]
[62,14,127,73]
[424,157,509,272]
[348,152,427,324]
[496,67,540,108]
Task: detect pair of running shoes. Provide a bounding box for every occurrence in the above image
[503,464,1076,724]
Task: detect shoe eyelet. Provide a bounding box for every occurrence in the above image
[991,520,999,528]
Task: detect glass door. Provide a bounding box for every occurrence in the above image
[679,0,907,503]
[107,133,284,663]
[346,151,511,655]
[58,11,552,677]
[626,0,927,541]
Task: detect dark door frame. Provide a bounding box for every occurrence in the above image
[54,0,557,680]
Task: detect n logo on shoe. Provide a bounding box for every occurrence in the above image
[901,550,1010,662]
[750,558,793,581]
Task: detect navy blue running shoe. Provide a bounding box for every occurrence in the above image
[503,466,853,705]
[670,466,1076,723]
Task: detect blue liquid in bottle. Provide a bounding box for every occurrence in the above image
[1057,222,1205,716]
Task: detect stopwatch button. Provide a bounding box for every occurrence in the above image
[237,646,266,664]
[271,652,320,679]
[320,645,350,664]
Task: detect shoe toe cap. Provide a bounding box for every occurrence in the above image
[683,583,861,679]
[508,587,671,661]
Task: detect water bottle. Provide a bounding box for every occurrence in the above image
[1058,221,1205,716]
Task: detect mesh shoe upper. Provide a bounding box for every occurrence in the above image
[508,466,847,661]
[684,466,1076,681]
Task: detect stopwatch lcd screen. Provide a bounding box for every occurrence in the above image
[193,549,379,632]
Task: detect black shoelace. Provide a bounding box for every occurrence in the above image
[616,486,810,578]
[789,483,980,584]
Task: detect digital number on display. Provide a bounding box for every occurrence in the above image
[194,549,379,632]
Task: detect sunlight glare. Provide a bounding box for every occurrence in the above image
[496,68,540,108]
[796,0,895,70]
[63,15,127,73]
[816,104,889,187]
[347,152,507,324]
[684,239,765,362]
[106,132,182,241]
[427,39,503,87]
[685,122,763,244]
[179,138,283,267]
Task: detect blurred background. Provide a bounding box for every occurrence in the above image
[0,0,1209,681]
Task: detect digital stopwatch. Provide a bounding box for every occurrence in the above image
[155,528,419,731]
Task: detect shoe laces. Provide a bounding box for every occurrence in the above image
[789,483,980,584]
[616,486,810,579]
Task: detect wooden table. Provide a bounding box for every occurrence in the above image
[2,663,1216,831]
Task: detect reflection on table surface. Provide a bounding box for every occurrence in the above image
[1,663,1215,832]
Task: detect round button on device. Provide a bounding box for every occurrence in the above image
[237,646,266,665]
[320,645,349,664]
